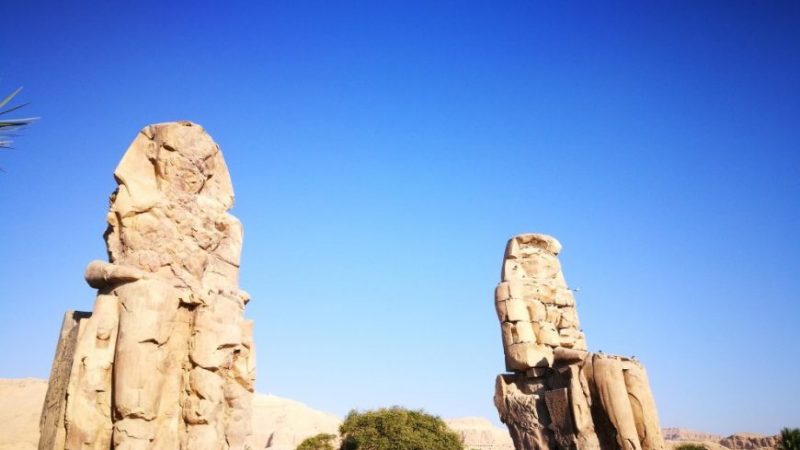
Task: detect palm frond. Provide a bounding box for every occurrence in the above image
[0,87,36,149]
[778,428,800,450]
[0,87,23,110]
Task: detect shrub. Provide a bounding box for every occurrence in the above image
[339,407,463,450]
[675,444,707,450]
[778,428,800,450]
[297,433,337,450]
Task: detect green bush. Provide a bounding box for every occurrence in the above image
[675,444,706,450]
[778,428,800,450]
[297,433,337,450]
[339,407,463,450]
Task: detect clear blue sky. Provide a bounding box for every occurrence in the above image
[1,1,798,436]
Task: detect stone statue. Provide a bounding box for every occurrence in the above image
[39,122,255,450]
[493,234,663,450]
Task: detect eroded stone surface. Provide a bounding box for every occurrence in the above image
[41,122,254,450]
[496,234,587,372]
[494,234,664,450]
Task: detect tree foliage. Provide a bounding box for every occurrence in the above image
[297,433,337,450]
[778,428,800,450]
[338,407,463,450]
[0,87,35,149]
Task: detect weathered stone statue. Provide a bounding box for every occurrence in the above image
[493,234,663,450]
[39,122,255,450]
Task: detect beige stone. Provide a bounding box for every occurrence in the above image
[592,355,642,450]
[38,312,91,450]
[505,299,531,322]
[514,322,536,344]
[84,261,147,289]
[528,299,547,322]
[496,300,509,322]
[504,233,562,258]
[496,234,587,365]
[558,306,580,329]
[494,374,553,449]
[568,364,599,450]
[622,361,665,450]
[545,304,562,324]
[553,347,588,364]
[445,417,515,450]
[535,321,561,347]
[559,327,582,348]
[62,296,117,450]
[506,342,554,371]
[493,234,664,450]
[40,122,255,450]
[496,283,511,302]
[495,354,664,450]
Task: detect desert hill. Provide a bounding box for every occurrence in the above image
[250,393,342,450]
[664,427,780,450]
[0,378,46,450]
[445,417,515,450]
[663,428,724,442]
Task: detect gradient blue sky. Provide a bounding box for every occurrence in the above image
[1,1,798,435]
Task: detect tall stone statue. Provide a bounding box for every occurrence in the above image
[39,122,255,450]
[493,234,663,450]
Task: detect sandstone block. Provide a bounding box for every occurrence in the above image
[496,282,511,302]
[535,321,561,347]
[506,342,554,370]
[505,299,530,322]
[495,299,508,322]
[514,322,536,344]
[528,299,547,322]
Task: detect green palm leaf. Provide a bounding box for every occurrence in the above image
[0,87,36,149]
[0,86,23,110]
[778,428,800,450]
